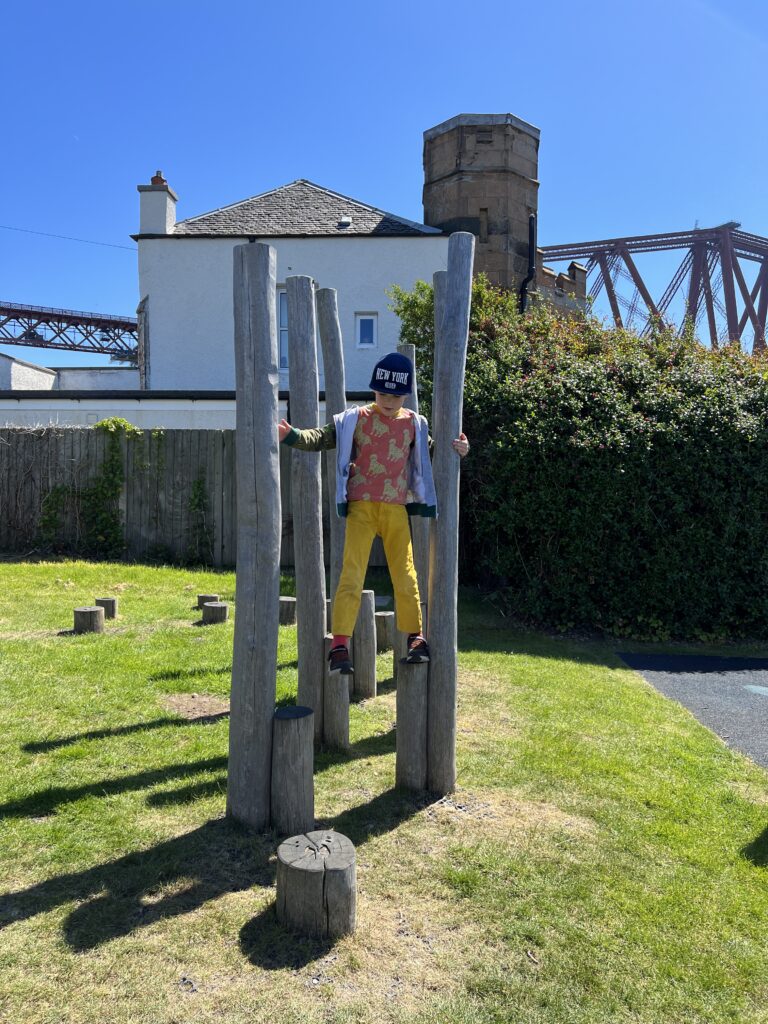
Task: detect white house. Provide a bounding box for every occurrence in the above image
[136,175,449,396]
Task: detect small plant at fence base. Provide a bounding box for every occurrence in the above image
[39,418,142,559]
[187,474,214,565]
[390,275,768,641]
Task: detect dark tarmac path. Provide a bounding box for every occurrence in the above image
[619,653,768,769]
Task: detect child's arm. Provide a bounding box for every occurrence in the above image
[452,433,469,457]
[278,418,337,452]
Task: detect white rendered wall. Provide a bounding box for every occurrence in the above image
[138,236,448,391]
[54,367,141,390]
[0,397,242,429]
[0,354,57,391]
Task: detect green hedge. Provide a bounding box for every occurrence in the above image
[389,278,768,640]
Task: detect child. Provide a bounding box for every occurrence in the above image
[278,352,469,675]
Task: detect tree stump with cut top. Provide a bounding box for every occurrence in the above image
[197,593,219,609]
[375,610,395,652]
[74,606,105,634]
[95,597,118,620]
[279,596,297,625]
[202,601,229,624]
[271,706,314,836]
[276,830,356,939]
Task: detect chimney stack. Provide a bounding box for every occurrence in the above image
[137,170,178,234]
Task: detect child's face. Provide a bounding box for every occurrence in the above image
[373,391,407,418]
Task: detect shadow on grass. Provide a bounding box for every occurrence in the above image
[151,728,396,809]
[149,666,231,682]
[23,714,229,754]
[742,825,768,867]
[0,756,227,819]
[0,817,274,952]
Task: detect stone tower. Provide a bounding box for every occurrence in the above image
[422,113,540,291]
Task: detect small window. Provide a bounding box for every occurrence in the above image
[356,313,377,348]
[476,128,493,144]
[479,208,489,244]
[278,289,288,368]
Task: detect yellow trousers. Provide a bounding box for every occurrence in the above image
[332,501,422,637]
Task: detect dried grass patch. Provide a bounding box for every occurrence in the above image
[161,693,230,721]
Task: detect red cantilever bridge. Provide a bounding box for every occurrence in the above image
[0,301,138,360]
[541,221,768,352]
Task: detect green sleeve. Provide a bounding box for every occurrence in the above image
[282,421,337,452]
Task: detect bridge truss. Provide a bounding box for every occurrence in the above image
[541,222,768,352]
[0,301,138,361]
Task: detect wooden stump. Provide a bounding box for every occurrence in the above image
[197,593,219,609]
[276,830,356,939]
[279,596,297,625]
[393,629,409,684]
[271,706,314,835]
[375,610,395,652]
[202,601,229,624]
[74,607,104,634]
[95,597,118,619]
[396,661,428,791]
[323,634,350,750]
[353,590,376,699]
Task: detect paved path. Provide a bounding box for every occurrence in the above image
[619,653,768,769]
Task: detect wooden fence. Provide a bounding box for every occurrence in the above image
[0,426,376,568]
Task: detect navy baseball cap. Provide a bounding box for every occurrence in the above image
[369,352,413,396]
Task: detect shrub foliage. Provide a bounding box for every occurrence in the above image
[389,277,768,640]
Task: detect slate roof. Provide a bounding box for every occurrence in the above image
[172,180,442,237]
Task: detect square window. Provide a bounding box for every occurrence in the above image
[356,313,377,348]
[278,290,288,368]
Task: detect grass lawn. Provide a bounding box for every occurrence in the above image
[1,560,767,1024]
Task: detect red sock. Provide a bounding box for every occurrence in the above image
[332,634,350,649]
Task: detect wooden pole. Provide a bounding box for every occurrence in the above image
[279,596,297,625]
[287,276,327,744]
[323,634,350,750]
[398,341,430,615]
[396,661,428,790]
[271,706,315,836]
[427,233,474,795]
[353,589,377,699]
[316,288,347,607]
[227,242,281,830]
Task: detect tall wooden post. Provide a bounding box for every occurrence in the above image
[398,341,430,616]
[427,233,474,795]
[228,242,281,829]
[287,276,327,744]
[316,288,347,608]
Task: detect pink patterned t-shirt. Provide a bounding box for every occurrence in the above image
[346,404,416,504]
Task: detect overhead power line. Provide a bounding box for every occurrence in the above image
[0,224,136,252]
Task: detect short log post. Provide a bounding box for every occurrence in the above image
[396,661,428,790]
[95,597,118,619]
[74,606,104,634]
[288,275,327,744]
[323,634,350,750]
[279,596,297,625]
[271,706,315,836]
[316,288,348,607]
[202,601,229,624]
[375,610,395,652]
[276,830,356,939]
[427,233,475,795]
[197,593,219,609]
[227,241,281,829]
[353,589,376,699]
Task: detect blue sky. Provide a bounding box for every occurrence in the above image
[2,0,766,366]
